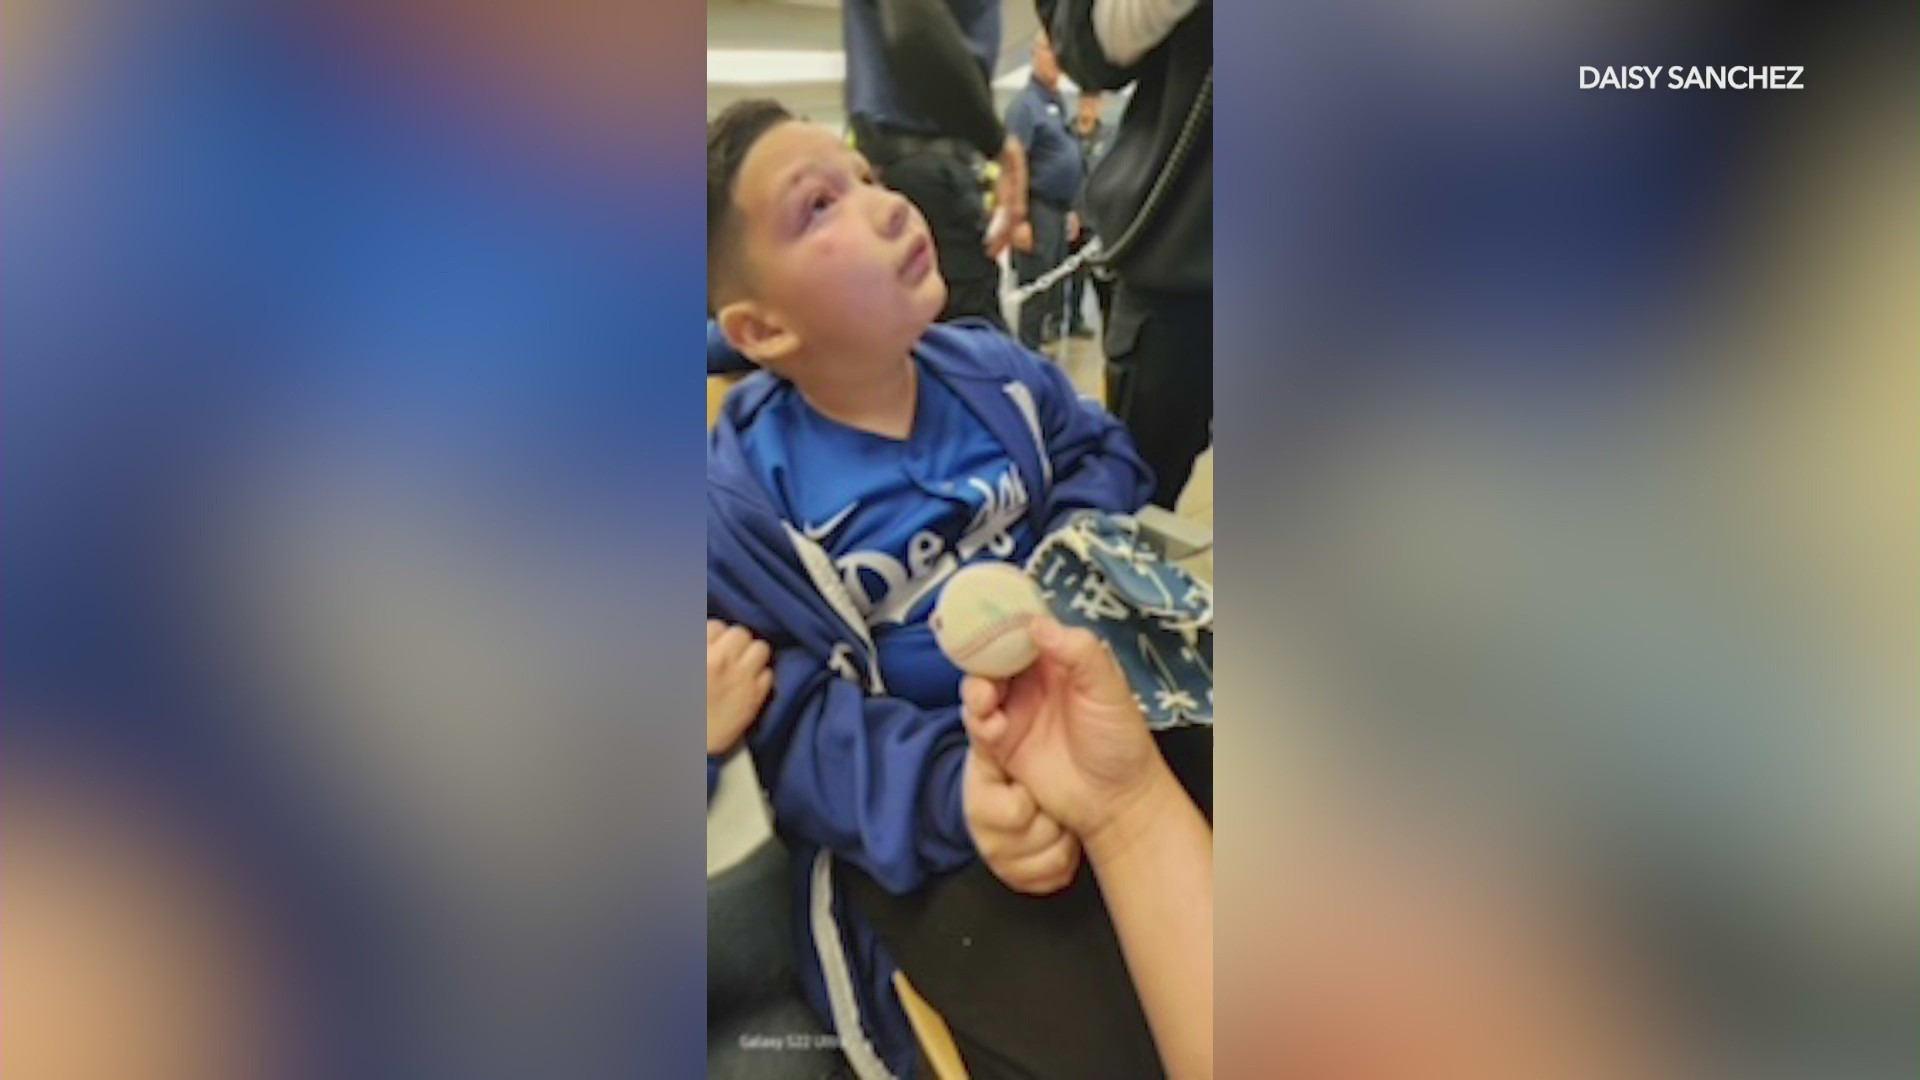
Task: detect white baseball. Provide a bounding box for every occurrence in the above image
[931,562,1048,678]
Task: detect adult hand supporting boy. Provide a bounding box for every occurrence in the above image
[963,735,1082,895]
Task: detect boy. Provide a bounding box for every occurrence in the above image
[706,99,1160,1079]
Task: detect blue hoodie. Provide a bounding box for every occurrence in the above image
[706,320,1151,1078]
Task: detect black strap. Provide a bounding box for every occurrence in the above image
[853,117,978,167]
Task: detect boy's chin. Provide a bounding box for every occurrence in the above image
[822,276,944,356]
[911,273,948,327]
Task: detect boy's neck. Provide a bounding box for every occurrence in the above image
[793,347,918,441]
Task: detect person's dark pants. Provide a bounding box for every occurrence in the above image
[876,152,1007,332]
[709,839,854,1079]
[1091,271,1115,331]
[1012,200,1070,349]
[1105,284,1213,510]
[1063,269,1093,335]
[1081,265,1115,334]
[841,727,1212,1080]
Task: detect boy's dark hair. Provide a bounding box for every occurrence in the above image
[707,99,794,315]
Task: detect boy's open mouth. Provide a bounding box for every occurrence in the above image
[899,234,933,283]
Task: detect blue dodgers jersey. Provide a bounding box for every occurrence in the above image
[747,363,1036,707]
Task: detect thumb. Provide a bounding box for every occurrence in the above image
[1031,615,1102,673]
[1031,616,1134,707]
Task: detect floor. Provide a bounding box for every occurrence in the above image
[708,283,1213,875]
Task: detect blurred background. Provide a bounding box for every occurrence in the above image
[1217,3,1917,1078]
[1,1,1912,1079]
[708,0,1046,136]
[3,1,705,1078]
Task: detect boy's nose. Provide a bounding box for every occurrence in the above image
[875,189,910,238]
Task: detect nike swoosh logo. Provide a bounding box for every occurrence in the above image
[801,500,859,543]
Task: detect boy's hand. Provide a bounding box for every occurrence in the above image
[964,740,1081,895]
[707,620,773,756]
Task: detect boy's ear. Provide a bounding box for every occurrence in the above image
[715,300,800,370]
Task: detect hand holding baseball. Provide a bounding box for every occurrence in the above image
[707,620,773,756]
[964,739,1081,895]
[960,616,1173,857]
[968,617,1213,1080]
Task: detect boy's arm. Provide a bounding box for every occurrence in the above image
[1022,349,1156,530]
[706,490,975,892]
[745,648,975,893]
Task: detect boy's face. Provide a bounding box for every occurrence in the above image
[720,122,946,366]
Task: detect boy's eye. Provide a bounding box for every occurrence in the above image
[807,191,837,221]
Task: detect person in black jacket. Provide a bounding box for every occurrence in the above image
[843,0,1031,330]
[1040,0,1211,510]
